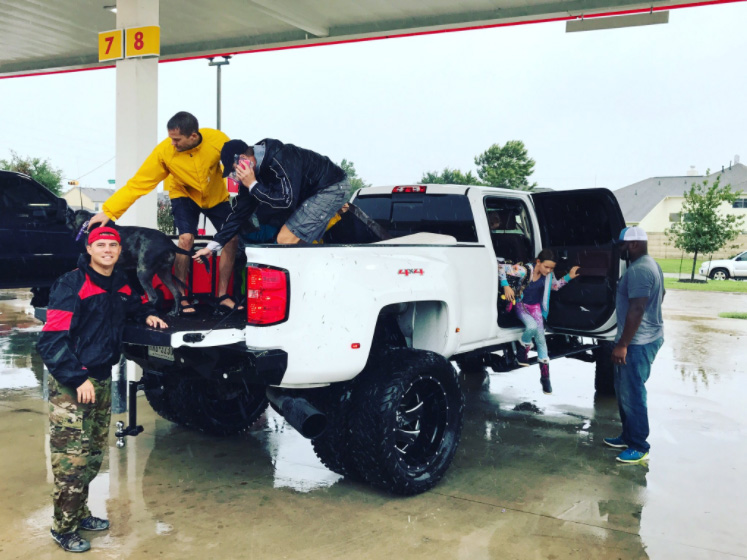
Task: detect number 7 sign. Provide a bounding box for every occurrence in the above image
[98,29,124,62]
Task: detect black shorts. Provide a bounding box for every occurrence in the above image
[170,197,232,236]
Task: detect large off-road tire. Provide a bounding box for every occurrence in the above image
[594,341,616,396]
[308,384,361,480]
[351,347,464,496]
[709,268,730,281]
[174,377,268,436]
[143,374,186,425]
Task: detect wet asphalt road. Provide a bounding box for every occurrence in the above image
[1,288,746,559]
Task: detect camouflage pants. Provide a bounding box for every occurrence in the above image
[48,376,111,534]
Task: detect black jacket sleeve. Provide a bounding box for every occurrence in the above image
[213,189,260,247]
[251,153,302,209]
[36,279,89,389]
[124,288,157,324]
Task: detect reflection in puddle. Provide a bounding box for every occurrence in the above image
[0,291,45,393]
[0,364,38,390]
[155,521,174,535]
[0,328,45,395]
[259,410,342,492]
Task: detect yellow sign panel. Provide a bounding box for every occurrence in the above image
[125,26,160,58]
[98,29,123,62]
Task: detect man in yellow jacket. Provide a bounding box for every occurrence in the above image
[88,112,239,314]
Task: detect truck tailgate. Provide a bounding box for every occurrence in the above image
[122,313,246,348]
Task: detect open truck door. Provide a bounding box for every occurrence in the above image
[531,188,626,338]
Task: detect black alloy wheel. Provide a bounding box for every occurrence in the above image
[352,347,464,495]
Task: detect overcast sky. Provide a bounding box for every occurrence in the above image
[1,2,745,193]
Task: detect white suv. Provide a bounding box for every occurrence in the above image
[699,250,747,280]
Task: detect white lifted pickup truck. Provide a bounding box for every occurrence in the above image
[120,184,626,495]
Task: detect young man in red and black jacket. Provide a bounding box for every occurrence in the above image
[37,226,167,553]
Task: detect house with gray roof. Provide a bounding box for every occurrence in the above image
[613,159,747,258]
[62,187,116,212]
[614,160,747,231]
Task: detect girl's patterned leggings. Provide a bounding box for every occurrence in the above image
[516,302,549,363]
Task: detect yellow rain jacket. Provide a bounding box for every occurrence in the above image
[103,128,230,220]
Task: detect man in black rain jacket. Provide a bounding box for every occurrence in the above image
[195,138,350,253]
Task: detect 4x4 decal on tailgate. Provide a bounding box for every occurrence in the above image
[398,269,424,276]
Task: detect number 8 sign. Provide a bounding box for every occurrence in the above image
[125,26,160,58]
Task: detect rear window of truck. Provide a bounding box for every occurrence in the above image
[354,193,478,242]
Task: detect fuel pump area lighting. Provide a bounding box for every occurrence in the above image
[208,55,231,130]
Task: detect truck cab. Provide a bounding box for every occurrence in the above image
[0,171,81,304]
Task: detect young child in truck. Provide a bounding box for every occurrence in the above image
[500,248,579,394]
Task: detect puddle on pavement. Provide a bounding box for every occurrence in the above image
[0,290,45,397]
[257,410,343,492]
[4,288,747,558]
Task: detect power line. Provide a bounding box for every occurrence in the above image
[74,156,115,181]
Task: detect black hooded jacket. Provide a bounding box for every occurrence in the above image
[214,138,346,246]
[37,255,156,388]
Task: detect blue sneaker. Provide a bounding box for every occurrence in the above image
[51,529,91,553]
[79,516,110,531]
[616,448,649,463]
[604,436,628,449]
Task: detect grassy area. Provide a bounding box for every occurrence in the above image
[664,277,747,293]
[719,312,747,319]
[655,258,705,274]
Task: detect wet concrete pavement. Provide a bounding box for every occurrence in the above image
[1,288,746,559]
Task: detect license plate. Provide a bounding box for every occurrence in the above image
[147,345,174,361]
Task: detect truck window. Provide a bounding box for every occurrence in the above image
[484,197,535,264]
[354,193,478,242]
[533,195,617,247]
[0,175,56,219]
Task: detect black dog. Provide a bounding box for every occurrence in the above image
[68,209,207,316]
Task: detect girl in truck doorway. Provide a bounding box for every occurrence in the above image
[500,248,579,394]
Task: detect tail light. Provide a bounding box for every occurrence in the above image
[246,266,289,325]
[392,185,427,193]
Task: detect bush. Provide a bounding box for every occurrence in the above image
[157,198,175,235]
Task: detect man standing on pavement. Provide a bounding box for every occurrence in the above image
[87,111,241,314]
[605,226,665,463]
[193,138,349,256]
[37,227,167,553]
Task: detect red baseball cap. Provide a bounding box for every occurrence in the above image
[87,226,121,245]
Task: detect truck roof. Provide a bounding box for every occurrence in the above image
[357,184,533,198]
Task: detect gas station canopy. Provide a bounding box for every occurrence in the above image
[0,0,722,78]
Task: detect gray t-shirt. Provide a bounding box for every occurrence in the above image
[615,254,664,345]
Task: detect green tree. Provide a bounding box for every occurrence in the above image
[339,159,371,197]
[157,196,175,235]
[0,150,64,196]
[419,167,482,185]
[475,140,537,191]
[666,172,745,280]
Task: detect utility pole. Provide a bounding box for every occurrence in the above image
[208,56,231,130]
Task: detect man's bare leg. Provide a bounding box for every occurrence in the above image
[175,233,195,313]
[276,224,302,245]
[217,236,240,309]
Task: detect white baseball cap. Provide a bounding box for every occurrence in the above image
[616,226,648,243]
